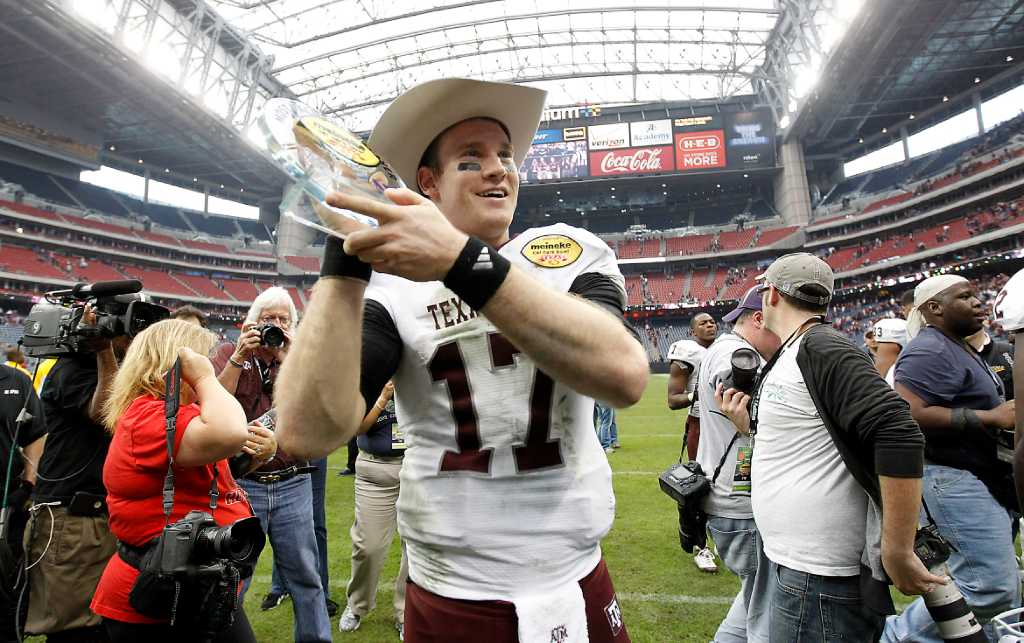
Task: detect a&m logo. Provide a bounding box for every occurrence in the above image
[604,596,623,635]
[549,624,568,643]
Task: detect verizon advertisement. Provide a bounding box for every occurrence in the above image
[674,131,726,172]
[587,123,629,150]
[589,146,673,177]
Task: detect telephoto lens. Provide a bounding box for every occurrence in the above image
[914,525,987,642]
[921,563,987,642]
[722,347,759,395]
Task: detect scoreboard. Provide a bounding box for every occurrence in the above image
[519,109,775,183]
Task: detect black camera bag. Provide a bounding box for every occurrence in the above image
[660,432,739,553]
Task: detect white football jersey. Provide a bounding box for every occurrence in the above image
[365,223,624,601]
[667,340,706,414]
[873,317,909,347]
[994,268,1024,332]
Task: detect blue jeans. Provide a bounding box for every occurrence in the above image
[708,516,770,643]
[594,403,617,448]
[270,458,329,598]
[770,561,883,642]
[240,475,332,643]
[881,464,1020,642]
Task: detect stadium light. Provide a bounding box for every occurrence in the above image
[974,77,981,84]
[943,96,949,102]
[1007,56,1015,62]
[881,127,887,133]
[108,145,115,151]
[909,114,915,120]
[779,114,790,129]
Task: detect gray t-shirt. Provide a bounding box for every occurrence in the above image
[696,332,759,519]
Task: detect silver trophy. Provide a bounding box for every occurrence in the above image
[256,98,403,238]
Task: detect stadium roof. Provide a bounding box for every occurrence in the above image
[208,0,782,132]
[787,0,1024,156]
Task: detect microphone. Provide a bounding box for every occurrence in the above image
[71,280,143,299]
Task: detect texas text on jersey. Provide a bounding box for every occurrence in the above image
[365,222,624,601]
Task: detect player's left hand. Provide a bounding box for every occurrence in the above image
[328,188,468,282]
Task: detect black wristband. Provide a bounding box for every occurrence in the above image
[443,237,511,311]
[952,408,984,433]
[320,236,371,282]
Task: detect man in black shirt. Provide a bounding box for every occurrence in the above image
[0,363,46,643]
[24,311,128,643]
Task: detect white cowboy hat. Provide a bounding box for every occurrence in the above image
[368,78,547,190]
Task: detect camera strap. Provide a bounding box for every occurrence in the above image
[710,433,740,487]
[161,359,220,524]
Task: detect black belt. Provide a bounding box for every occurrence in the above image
[244,464,318,485]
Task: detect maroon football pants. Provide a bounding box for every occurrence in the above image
[404,559,631,643]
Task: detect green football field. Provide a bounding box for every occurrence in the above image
[239,374,920,641]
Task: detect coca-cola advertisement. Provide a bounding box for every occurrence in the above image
[674,130,726,171]
[589,145,674,177]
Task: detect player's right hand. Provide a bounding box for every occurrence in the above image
[178,347,216,388]
[882,548,948,596]
[233,322,262,362]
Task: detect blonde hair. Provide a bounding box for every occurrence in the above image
[102,318,217,433]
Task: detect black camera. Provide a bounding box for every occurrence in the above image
[721,347,759,395]
[157,510,265,575]
[659,461,711,506]
[20,280,168,358]
[256,323,286,348]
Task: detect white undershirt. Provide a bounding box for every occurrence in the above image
[751,335,867,577]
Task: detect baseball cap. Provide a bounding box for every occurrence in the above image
[758,253,834,306]
[723,285,763,323]
[368,78,547,189]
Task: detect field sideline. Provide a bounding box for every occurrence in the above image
[245,374,739,642]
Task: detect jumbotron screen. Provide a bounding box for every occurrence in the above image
[518,109,775,183]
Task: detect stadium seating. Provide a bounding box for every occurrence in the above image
[174,273,228,300]
[118,264,196,297]
[0,245,67,279]
[285,255,320,272]
[221,278,261,302]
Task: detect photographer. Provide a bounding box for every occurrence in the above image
[882,275,1019,642]
[718,254,939,642]
[24,303,132,643]
[696,287,780,643]
[88,319,266,641]
[0,362,46,643]
[211,287,332,643]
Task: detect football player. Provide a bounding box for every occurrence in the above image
[666,313,717,572]
[872,317,909,386]
[277,79,647,643]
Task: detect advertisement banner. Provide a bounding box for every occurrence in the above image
[673,114,723,133]
[532,129,563,145]
[725,110,776,168]
[589,145,673,177]
[520,140,589,182]
[674,131,726,171]
[563,126,586,142]
[587,123,630,150]
[630,119,672,147]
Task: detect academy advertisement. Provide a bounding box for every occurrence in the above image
[589,145,673,177]
[629,119,672,147]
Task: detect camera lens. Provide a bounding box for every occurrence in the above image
[196,516,265,567]
[726,347,759,394]
[260,325,285,348]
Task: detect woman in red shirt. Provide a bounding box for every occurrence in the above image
[90,319,275,642]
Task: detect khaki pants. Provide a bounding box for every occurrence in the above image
[347,452,408,624]
[23,505,116,634]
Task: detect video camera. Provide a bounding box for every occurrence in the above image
[20,280,168,358]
